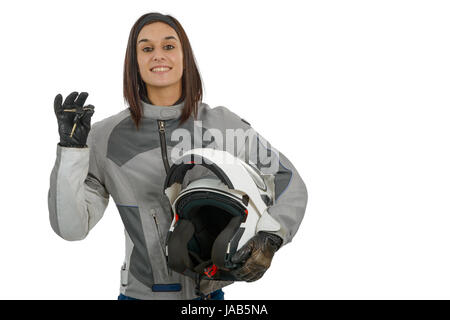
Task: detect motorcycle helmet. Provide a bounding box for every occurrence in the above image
[163,148,281,281]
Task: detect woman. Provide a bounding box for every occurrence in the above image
[49,12,308,300]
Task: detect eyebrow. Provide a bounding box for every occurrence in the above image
[138,36,178,44]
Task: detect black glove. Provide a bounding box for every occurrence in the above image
[54,91,95,148]
[230,231,283,282]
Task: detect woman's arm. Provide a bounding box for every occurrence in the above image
[216,107,308,282]
[237,122,308,247]
[48,122,110,241]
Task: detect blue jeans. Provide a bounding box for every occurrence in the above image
[193,289,225,300]
[118,289,224,300]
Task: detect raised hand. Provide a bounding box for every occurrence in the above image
[54,91,95,148]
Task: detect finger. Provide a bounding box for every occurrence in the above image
[231,245,253,264]
[80,104,94,121]
[80,109,95,128]
[240,260,265,282]
[63,91,79,107]
[233,268,252,281]
[83,104,95,113]
[74,92,89,108]
[246,271,265,282]
[231,240,254,264]
[54,94,63,115]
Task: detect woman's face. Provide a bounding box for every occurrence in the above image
[136,22,184,91]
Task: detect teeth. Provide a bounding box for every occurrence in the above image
[152,67,170,72]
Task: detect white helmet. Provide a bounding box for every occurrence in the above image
[164,148,281,281]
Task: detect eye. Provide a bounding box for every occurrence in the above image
[142,44,175,52]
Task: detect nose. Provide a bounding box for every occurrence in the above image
[152,47,166,62]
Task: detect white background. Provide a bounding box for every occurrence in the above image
[0,0,449,300]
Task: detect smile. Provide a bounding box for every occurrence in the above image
[151,67,172,73]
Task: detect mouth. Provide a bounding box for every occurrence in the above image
[151,66,172,73]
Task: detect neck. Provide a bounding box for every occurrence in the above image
[146,82,182,106]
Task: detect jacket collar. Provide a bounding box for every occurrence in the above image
[141,98,185,120]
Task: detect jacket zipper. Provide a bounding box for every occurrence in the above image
[152,212,172,277]
[157,120,172,277]
[157,120,170,174]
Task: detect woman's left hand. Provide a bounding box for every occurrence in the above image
[230,231,283,282]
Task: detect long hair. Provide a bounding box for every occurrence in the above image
[123,13,203,129]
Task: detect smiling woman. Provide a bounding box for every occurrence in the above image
[49,11,307,302]
[123,13,203,129]
[136,23,184,105]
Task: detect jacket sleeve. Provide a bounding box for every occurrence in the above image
[48,126,110,241]
[237,122,308,247]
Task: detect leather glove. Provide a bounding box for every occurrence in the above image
[54,91,95,148]
[230,231,283,282]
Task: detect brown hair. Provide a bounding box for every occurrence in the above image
[123,13,203,129]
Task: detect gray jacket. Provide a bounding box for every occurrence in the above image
[48,99,308,300]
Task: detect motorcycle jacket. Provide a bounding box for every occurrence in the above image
[48,98,308,299]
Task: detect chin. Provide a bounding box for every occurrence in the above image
[148,80,177,88]
[148,76,181,86]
